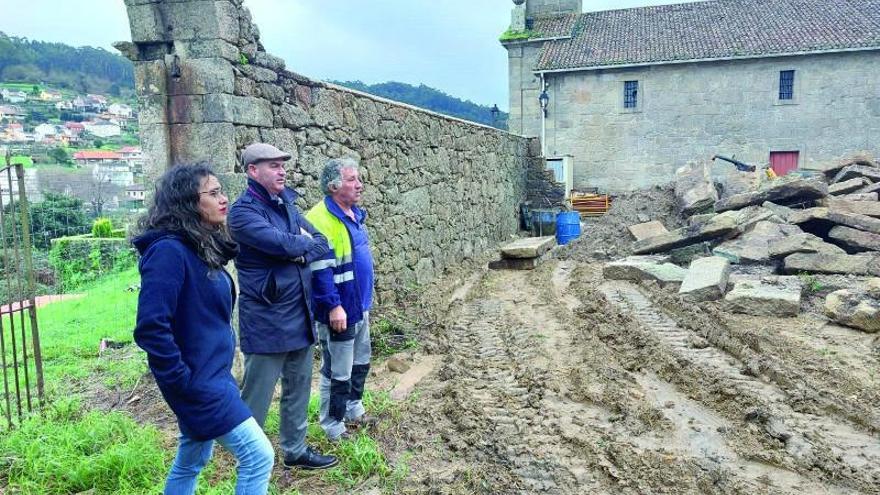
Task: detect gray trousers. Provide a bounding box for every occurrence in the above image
[240,346,313,459]
[317,312,371,440]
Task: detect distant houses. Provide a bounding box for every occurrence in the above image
[0,89,27,104]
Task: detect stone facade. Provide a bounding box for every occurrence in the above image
[505,2,880,193]
[120,0,541,302]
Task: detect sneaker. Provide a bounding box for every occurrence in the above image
[282,447,339,470]
[346,414,379,429]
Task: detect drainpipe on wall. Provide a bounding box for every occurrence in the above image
[540,73,546,157]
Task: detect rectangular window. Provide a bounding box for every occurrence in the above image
[779,70,795,100]
[623,80,639,108]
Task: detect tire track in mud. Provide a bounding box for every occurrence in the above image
[600,280,880,492]
[442,277,607,494]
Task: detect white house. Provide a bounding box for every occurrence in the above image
[93,161,135,187]
[34,123,59,142]
[83,120,121,138]
[1,89,27,104]
[107,103,133,119]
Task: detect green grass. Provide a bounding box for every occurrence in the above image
[32,266,142,391]
[0,398,168,494]
[8,155,34,168]
[0,268,409,493]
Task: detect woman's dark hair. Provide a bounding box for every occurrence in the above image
[135,163,237,269]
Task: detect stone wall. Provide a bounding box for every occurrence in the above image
[120,0,540,302]
[507,43,880,193]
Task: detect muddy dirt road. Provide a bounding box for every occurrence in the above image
[390,259,880,494]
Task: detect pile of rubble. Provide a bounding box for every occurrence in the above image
[603,154,880,332]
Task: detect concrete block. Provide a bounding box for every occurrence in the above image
[679,256,730,302]
[725,276,802,317]
[500,236,556,259]
[628,220,669,241]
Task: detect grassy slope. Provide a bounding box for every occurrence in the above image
[0,269,402,494]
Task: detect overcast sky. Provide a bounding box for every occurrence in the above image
[0,0,695,110]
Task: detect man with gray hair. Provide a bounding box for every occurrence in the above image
[305,157,376,441]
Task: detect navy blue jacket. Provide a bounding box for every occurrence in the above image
[228,179,330,354]
[133,230,252,441]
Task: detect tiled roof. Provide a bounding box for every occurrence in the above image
[532,13,579,39]
[535,0,880,71]
[73,151,122,160]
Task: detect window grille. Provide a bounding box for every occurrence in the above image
[624,80,638,108]
[779,70,795,100]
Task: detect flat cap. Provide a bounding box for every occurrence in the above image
[241,143,292,167]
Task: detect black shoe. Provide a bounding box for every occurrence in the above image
[282,447,339,470]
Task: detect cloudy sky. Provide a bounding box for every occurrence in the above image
[0,0,695,109]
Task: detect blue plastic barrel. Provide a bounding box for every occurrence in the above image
[556,211,581,245]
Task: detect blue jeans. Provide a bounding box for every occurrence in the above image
[164,416,274,495]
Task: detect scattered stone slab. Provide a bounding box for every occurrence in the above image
[633,211,739,254]
[761,202,796,223]
[822,153,878,179]
[825,289,880,333]
[856,182,880,195]
[868,278,880,298]
[839,192,878,202]
[768,233,846,258]
[489,257,542,270]
[829,177,870,195]
[500,236,556,259]
[828,226,880,252]
[724,276,802,317]
[688,213,716,226]
[603,256,688,285]
[715,178,828,213]
[783,252,880,276]
[628,221,669,241]
[675,162,718,215]
[679,256,731,302]
[831,164,880,184]
[712,221,796,264]
[390,355,439,401]
[788,207,880,235]
[816,198,880,218]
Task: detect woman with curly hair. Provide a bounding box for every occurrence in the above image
[133,164,274,494]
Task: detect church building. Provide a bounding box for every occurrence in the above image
[502,0,880,192]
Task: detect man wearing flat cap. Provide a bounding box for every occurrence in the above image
[228,143,338,470]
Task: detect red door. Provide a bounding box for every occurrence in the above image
[770,151,799,176]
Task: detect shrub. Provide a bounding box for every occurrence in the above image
[49,235,136,289]
[91,217,113,238]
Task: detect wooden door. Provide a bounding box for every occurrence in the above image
[770,151,799,176]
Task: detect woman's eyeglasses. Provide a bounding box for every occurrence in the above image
[198,187,224,199]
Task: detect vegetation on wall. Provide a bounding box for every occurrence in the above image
[332,80,509,129]
[48,235,135,289]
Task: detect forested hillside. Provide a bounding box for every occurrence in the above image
[0,32,134,96]
[332,80,508,129]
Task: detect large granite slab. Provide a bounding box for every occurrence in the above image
[714,178,827,213]
[500,236,556,259]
